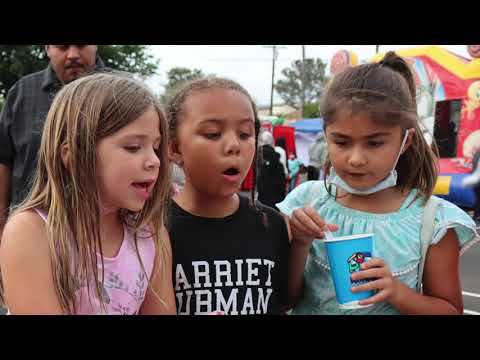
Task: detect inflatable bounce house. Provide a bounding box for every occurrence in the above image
[243,46,480,210]
[326,46,479,208]
[371,45,480,208]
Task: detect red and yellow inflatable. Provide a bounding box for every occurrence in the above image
[371,46,479,207]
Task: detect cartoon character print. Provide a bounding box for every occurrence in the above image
[330,50,357,76]
[405,57,440,145]
[462,81,480,121]
[347,252,372,274]
[463,130,480,161]
[467,45,480,59]
[330,50,349,76]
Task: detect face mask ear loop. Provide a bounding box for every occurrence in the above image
[391,129,411,171]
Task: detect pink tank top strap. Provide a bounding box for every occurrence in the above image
[33,208,48,222]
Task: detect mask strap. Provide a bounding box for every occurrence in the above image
[391,129,411,170]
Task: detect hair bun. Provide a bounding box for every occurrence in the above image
[379,51,416,106]
[379,51,408,73]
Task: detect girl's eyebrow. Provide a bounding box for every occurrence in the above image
[199,118,254,125]
[365,132,392,139]
[330,132,392,139]
[199,119,223,125]
[121,134,161,142]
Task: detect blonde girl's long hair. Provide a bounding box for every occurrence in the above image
[1,72,171,314]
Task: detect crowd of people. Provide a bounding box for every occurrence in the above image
[255,127,328,210]
[0,46,478,315]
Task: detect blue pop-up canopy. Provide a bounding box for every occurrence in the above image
[291,118,324,134]
[289,118,324,165]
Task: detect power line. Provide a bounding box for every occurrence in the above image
[263,45,286,116]
[301,45,306,118]
[154,57,296,63]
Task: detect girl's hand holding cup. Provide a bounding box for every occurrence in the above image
[350,258,401,306]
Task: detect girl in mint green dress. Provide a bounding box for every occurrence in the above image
[277,52,479,315]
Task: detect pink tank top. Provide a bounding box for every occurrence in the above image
[34,209,156,315]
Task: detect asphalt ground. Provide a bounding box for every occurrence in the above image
[460,234,480,315]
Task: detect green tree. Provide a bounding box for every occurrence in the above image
[303,102,320,118]
[0,45,159,100]
[0,46,48,99]
[274,58,327,111]
[161,67,205,103]
[97,45,158,79]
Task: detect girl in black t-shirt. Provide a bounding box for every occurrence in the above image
[165,77,294,315]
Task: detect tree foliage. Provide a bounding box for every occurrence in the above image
[97,45,158,79]
[160,67,205,103]
[0,45,159,100]
[303,102,320,118]
[274,58,327,110]
[0,46,48,98]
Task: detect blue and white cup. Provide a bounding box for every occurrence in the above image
[324,233,375,309]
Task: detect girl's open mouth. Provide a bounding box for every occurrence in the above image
[222,167,241,182]
[131,180,155,199]
[223,168,240,176]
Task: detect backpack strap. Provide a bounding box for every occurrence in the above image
[417,196,441,293]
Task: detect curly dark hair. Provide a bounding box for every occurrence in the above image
[165,76,267,216]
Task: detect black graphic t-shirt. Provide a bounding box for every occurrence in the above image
[168,195,290,315]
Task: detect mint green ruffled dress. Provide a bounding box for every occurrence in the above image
[277,181,479,315]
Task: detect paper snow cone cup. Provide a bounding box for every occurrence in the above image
[324,233,375,309]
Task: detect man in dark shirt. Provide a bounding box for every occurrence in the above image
[0,45,106,235]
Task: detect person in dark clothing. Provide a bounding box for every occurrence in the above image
[307,165,320,182]
[257,144,286,209]
[274,136,289,177]
[0,45,106,235]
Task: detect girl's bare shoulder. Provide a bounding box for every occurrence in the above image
[0,210,63,314]
[1,209,49,260]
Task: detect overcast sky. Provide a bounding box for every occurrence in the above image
[145,45,471,107]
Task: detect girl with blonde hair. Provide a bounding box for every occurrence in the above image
[0,72,176,314]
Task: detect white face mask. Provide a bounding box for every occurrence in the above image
[326,130,411,195]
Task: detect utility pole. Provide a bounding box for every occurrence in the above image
[376,45,380,54]
[264,45,285,116]
[270,46,276,116]
[301,45,306,118]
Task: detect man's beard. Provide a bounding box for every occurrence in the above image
[64,62,94,83]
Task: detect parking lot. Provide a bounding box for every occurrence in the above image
[460,234,480,315]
